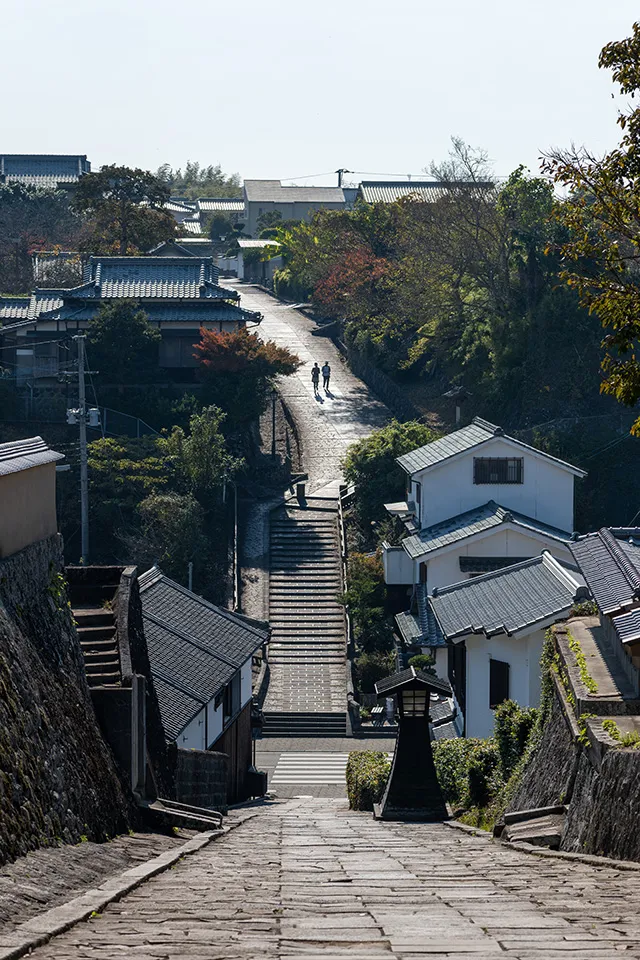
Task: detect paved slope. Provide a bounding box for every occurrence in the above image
[28,799,640,959]
[224,282,390,492]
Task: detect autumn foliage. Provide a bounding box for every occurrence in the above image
[194,328,301,424]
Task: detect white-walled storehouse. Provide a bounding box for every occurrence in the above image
[419,553,588,738]
[138,568,269,792]
[383,418,586,593]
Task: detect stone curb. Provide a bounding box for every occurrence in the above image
[0,818,252,960]
[446,818,640,872]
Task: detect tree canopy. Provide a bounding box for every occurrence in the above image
[72,165,175,254]
[156,162,242,199]
[0,183,80,293]
[86,301,161,384]
[543,21,640,433]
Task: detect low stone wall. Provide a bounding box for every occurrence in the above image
[0,536,132,866]
[171,747,228,814]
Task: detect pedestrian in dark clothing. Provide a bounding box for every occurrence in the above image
[322,361,331,391]
[311,362,320,395]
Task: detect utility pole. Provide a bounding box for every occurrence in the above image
[336,168,352,188]
[67,335,100,564]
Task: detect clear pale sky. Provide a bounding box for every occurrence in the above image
[2,0,638,186]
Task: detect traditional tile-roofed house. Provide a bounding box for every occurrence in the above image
[138,567,269,802]
[383,417,585,593]
[357,180,494,204]
[0,154,90,189]
[416,553,587,737]
[0,437,64,558]
[242,180,345,237]
[0,256,261,381]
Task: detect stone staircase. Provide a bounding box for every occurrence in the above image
[263,496,348,737]
[69,576,122,688]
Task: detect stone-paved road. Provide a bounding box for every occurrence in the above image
[28,799,640,959]
[224,282,391,492]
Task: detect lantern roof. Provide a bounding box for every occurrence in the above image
[375,665,451,698]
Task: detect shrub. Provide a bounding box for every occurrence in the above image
[408,654,436,675]
[346,751,391,810]
[433,737,486,808]
[340,552,395,653]
[493,700,539,780]
[354,651,396,694]
[466,740,501,808]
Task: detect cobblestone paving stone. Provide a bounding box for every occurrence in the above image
[27,799,640,959]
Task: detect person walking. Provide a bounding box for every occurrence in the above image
[322,361,331,391]
[311,362,321,395]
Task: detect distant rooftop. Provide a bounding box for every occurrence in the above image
[396,416,586,478]
[197,198,245,213]
[243,180,345,204]
[237,239,281,249]
[72,256,232,300]
[0,154,90,188]
[358,180,494,204]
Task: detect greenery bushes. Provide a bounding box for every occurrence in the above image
[408,654,436,674]
[353,651,396,694]
[346,751,391,811]
[340,552,395,654]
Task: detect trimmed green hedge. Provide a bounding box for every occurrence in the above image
[346,751,391,811]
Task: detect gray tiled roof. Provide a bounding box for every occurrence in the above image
[396,416,586,477]
[428,553,585,643]
[0,436,63,476]
[0,297,30,321]
[181,219,203,235]
[358,181,494,203]
[70,256,232,300]
[139,567,269,740]
[137,302,260,324]
[570,528,640,616]
[237,239,281,249]
[0,154,90,186]
[243,180,345,204]
[401,501,572,560]
[376,665,451,697]
[197,198,245,212]
[612,608,640,647]
[151,675,206,741]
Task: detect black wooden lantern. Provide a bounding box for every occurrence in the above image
[373,666,451,821]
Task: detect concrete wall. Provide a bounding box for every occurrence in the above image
[0,463,58,558]
[244,199,345,238]
[0,536,131,865]
[464,627,545,738]
[411,439,576,532]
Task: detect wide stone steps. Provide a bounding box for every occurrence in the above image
[264,497,347,736]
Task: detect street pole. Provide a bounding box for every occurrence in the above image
[76,335,89,564]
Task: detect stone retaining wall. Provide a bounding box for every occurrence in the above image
[0,536,131,866]
[170,747,228,814]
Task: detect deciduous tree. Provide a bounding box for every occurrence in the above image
[72,165,175,254]
[87,301,161,384]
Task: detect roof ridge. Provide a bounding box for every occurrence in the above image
[471,416,503,435]
[600,527,640,595]
[540,550,582,596]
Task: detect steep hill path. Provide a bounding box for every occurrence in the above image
[25,799,640,960]
[225,284,392,751]
[223,282,391,493]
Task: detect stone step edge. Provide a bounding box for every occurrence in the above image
[0,815,257,960]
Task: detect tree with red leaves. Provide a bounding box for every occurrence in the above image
[194,327,301,425]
